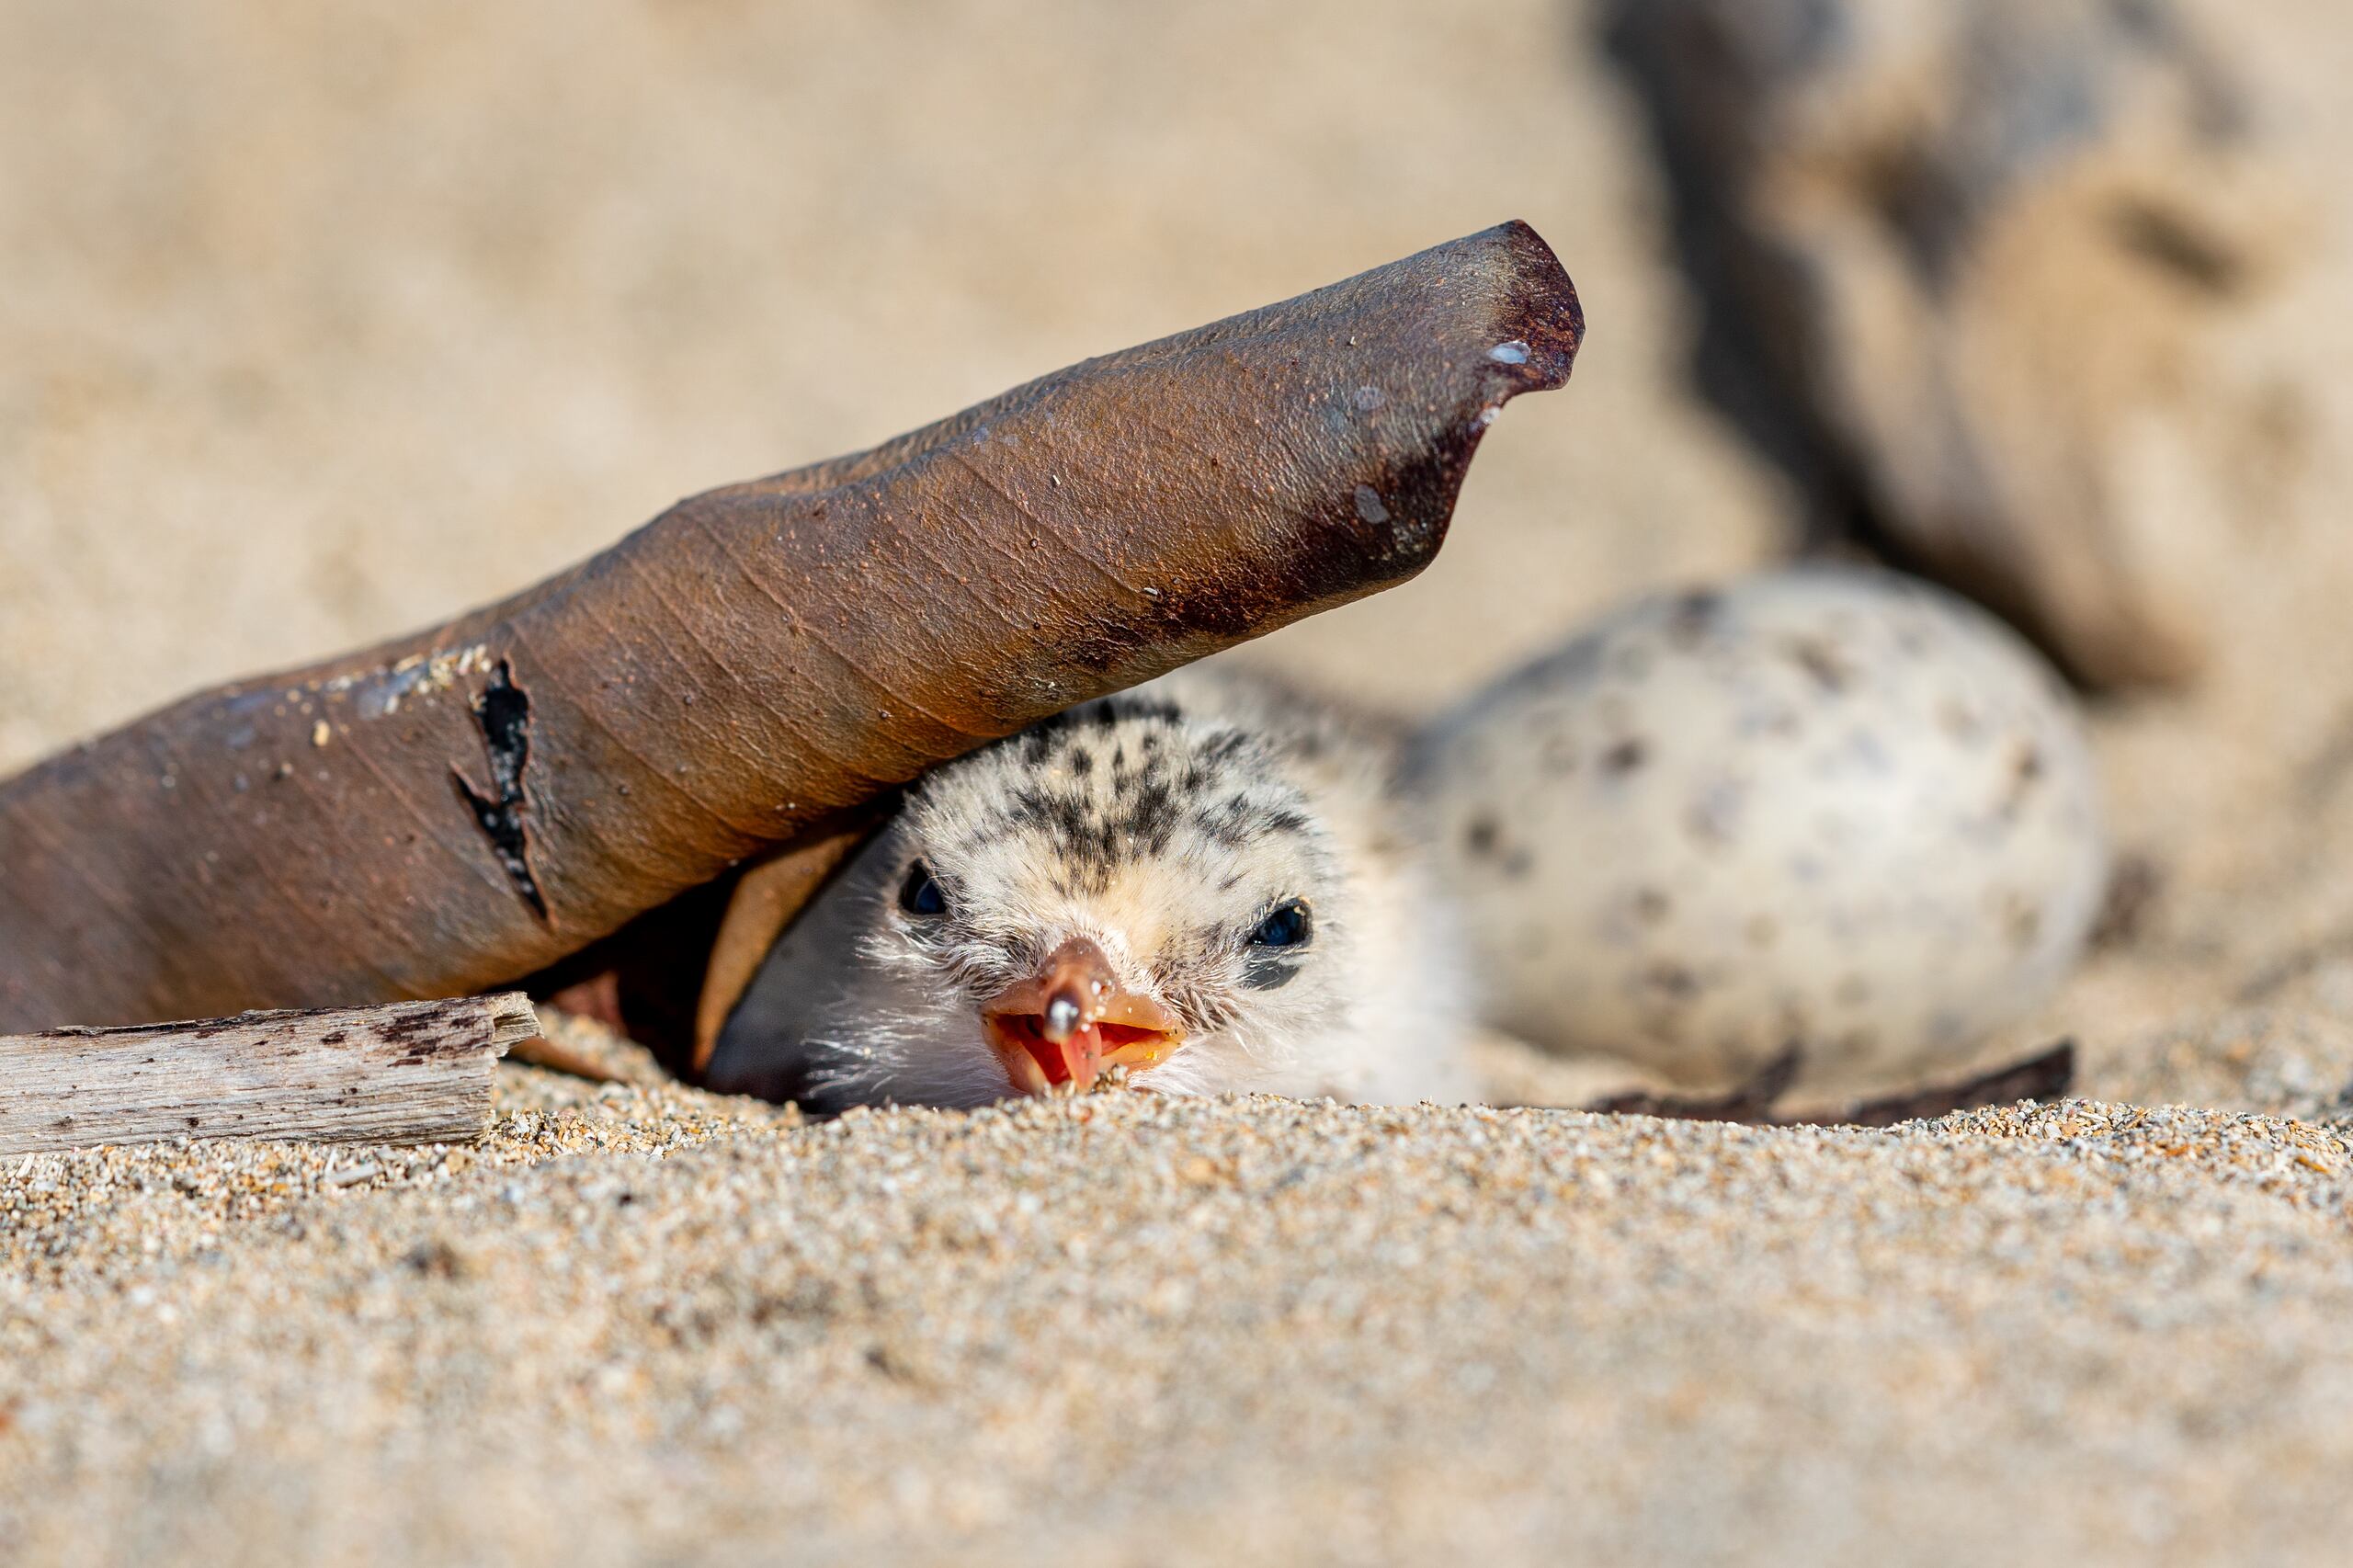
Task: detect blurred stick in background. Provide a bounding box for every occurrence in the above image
[1611,0,2303,687]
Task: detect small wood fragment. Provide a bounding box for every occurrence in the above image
[0,994,539,1156]
[1820,1041,2076,1130]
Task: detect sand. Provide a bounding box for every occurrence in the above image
[8,0,2353,1562]
[6,1062,2352,1566]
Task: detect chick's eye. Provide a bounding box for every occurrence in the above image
[1248,899,1312,949]
[898,860,948,917]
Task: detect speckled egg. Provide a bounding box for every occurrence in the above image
[1413,567,2108,1094]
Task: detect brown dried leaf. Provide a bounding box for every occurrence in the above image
[0,222,1582,1032]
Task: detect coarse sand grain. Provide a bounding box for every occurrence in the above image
[5,1059,2353,1566]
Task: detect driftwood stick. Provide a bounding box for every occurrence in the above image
[1822,1040,2077,1130]
[0,994,539,1156]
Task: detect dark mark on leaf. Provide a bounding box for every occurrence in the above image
[452,659,548,920]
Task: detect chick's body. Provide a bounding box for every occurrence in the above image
[707,668,1472,1110]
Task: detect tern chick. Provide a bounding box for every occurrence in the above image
[706,668,1473,1110]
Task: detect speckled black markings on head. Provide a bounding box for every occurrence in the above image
[1193,789,1313,852]
[1017,715,1071,764]
[1197,796,1249,849]
[1197,731,1251,767]
[938,692,1321,897]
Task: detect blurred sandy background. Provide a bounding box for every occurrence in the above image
[12,4,2353,1562]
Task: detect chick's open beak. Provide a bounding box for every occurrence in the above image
[981,937,1183,1095]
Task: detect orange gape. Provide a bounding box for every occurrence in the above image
[980,937,1184,1095]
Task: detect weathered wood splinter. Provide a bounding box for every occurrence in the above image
[0,994,540,1157]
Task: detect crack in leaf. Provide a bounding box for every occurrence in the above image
[451,660,548,921]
